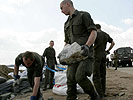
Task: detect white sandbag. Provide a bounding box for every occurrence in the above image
[52,71,67,95]
[58,42,87,64]
[20,69,27,78]
[52,71,84,95]
[8,69,27,78]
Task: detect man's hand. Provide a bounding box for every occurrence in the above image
[13,75,20,80]
[13,75,20,86]
[105,50,110,55]
[30,96,37,100]
[60,61,67,65]
[81,45,89,57]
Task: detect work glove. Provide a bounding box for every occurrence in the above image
[30,96,37,100]
[60,61,67,65]
[13,75,20,81]
[81,45,89,57]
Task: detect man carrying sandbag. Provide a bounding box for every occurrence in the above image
[60,0,100,100]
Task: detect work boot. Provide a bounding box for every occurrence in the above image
[39,93,44,100]
[39,97,44,100]
[48,97,54,100]
[90,91,100,100]
[100,95,104,100]
[43,88,47,91]
[48,86,53,89]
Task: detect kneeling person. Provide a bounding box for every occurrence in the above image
[14,51,44,100]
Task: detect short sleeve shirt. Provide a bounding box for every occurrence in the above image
[15,52,44,77]
[94,30,113,57]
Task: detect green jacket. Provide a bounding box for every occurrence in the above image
[42,47,57,66]
[64,10,96,45]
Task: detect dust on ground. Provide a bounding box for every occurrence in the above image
[14,68,133,100]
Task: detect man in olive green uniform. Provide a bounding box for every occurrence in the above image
[42,40,57,91]
[14,51,44,100]
[93,24,115,98]
[106,57,109,68]
[114,50,118,70]
[60,0,100,100]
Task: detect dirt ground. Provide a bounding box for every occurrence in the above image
[14,68,133,100]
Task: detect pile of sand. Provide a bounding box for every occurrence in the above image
[0,65,14,79]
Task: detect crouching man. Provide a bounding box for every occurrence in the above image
[14,51,44,100]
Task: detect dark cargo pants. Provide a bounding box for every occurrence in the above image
[44,60,55,89]
[66,58,96,100]
[93,56,106,97]
[43,66,55,89]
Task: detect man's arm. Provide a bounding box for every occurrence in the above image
[14,64,19,75]
[13,64,21,80]
[107,41,115,52]
[81,12,97,46]
[32,77,40,96]
[14,53,23,76]
[86,30,97,47]
[80,30,97,57]
[42,49,47,63]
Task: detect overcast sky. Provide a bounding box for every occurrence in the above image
[0,0,133,65]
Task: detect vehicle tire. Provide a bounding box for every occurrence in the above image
[122,62,126,67]
[128,61,132,67]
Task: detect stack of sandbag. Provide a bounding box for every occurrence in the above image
[13,78,32,95]
[0,77,14,100]
[0,76,7,84]
[0,65,14,79]
[0,65,31,100]
[58,42,88,64]
[8,69,32,95]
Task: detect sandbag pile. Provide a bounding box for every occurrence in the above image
[0,65,14,100]
[0,77,32,100]
[0,78,14,100]
[0,65,14,79]
[13,78,32,95]
[0,76,7,84]
[0,65,32,100]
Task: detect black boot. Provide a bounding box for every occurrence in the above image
[90,91,100,100]
[43,87,47,91]
[39,93,44,100]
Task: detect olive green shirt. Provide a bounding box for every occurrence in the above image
[64,10,96,45]
[94,30,113,57]
[15,52,44,77]
[42,47,57,66]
